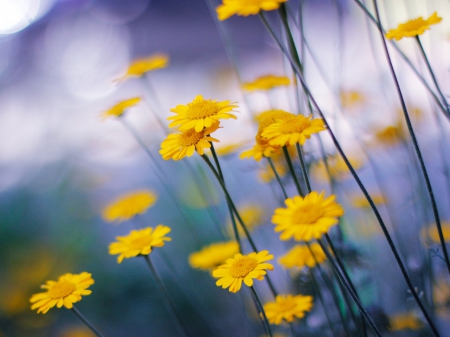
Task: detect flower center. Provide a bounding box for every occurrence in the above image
[292,204,324,224]
[278,117,311,134]
[48,281,76,299]
[130,236,152,250]
[278,299,297,312]
[186,100,219,119]
[179,129,204,146]
[230,256,258,278]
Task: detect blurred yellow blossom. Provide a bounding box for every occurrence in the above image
[214,141,247,157]
[243,75,290,91]
[227,204,265,236]
[258,157,287,183]
[59,326,96,337]
[311,154,363,182]
[351,194,386,208]
[216,0,287,21]
[102,190,157,223]
[389,312,423,330]
[189,241,239,271]
[340,90,365,109]
[386,12,442,41]
[278,243,326,269]
[100,97,141,119]
[115,54,168,81]
[433,278,450,317]
[423,222,450,244]
[264,294,313,325]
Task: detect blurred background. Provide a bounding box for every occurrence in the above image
[1,0,450,336]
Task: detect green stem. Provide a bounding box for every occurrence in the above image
[282,146,304,196]
[71,306,104,337]
[249,287,273,337]
[266,157,288,200]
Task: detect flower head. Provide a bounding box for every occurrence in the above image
[168,95,238,132]
[115,54,169,81]
[262,114,326,147]
[101,97,141,119]
[389,312,423,331]
[227,204,265,236]
[30,272,94,314]
[272,191,344,241]
[109,225,171,263]
[423,222,450,244]
[216,0,287,21]
[243,75,290,91]
[264,294,313,325]
[351,193,386,208]
[386,12,442,41]
[189,241,239,271]
[159,123,220,161]
[213,250,274,293]
[311,154,363,182]
[102,190,157,223]
[278,243,326,269]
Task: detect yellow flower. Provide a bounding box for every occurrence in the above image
[167,94,238,132]
[386,12,442,41]
[258,157,287,183]
[189,241,239,271]
[100,97,141,119]
[311,154,363,182]
[115,54,169,81]
[102,190,157,223]
[433,278,450,316]
[272,191,344,241]
[389,312,423,330]
[213,250,274,293]
[216,0,288,21]
[242,75,290,91]
[264,294,313,325]
[424,222,450,243]
[256,110,294,133]
[30,272,94,314]
[373,123,406,146]
[227,204,265,236]
[240,140,280,162]
[109,225,171,263]
[340,90,365,109]
[214,141,247,157]
[351,193,386,208]
[159,123,220,161]
[278,243,326,269]
[262,115,326,147]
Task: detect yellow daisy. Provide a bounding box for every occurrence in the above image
[278,243,326,269]
[386,12,442,41]
[115,54,169,81]
[227,204,265,236]
[262,115,326,147]
[212,250,274,293]
[264,294,313,325]
[424,222,450,244]
[351,193,386,208]
[216,0,288,21]
[389,312,423,331]
[272,191,344,241]
[109,226,171,263]
[311,154,363,182]
[340,90,365,109]
[213,141,247,157]
[240,139,280,162]
[373,123,407,146]
[102,190,157,223]
[159,123,220,161]
[256,109,294,132]
[100,97,141,119]
[189,241,240,271]
[30,272,94,314]
[167,94,238,132]
[243,75,290,91]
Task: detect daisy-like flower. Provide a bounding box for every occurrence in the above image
[256,109,295,132]
[216,0,287,21]
[115,54,169,81]
[239,140,280,162]
[258,158,287,183]
[386,12,442,41]
[189,241,239,271]
[311,154,363,182]
[227,204,265,236]
[109,226,171,263]
[389,312,423,331]
[102,190,157,223]
[243,75,290,91]
[272,191,344,241]
[167,95,238,132]
[262,114,326,147]
[278,243,326,269]
[30,272,94,314]
[351,193,386,208]
[159,123,220,161]
[424,222,450,244]
[213,141,247,157]
[340,90,365,109]
[213,250,274,293]
[264,294,313,325]
[101,97,141,119]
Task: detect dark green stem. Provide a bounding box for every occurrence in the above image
[266,157,288,200]
[249,287,273,337]
[282,146,304,196]
[71,306,104,337]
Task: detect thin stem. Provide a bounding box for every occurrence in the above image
[249,287,273,337]
[71,306,104,337]
[295,143,311,192]
[144,255,192,337]
[266,157,288,200]
[282,146,304,196]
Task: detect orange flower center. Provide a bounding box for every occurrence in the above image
[48,281,76,299]
[186,100,219,119]
[277,298,297,312]
[292,204,323,224]
[230,256,258,278]
[130,236,152,250]
[278,117,311,134]
[179,129,204,146]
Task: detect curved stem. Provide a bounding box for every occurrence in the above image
[282,146,304,196]
[71,306,104,337]
[250,287,273,337]
[266,157,288,200]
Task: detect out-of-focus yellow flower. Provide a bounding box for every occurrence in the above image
[372,123,407,146]
[109,226,171,263]
[311,154,363,182]
[213,251,274,293]
[213,141,247,157]
[168,94,238,132]
[272,191,344,241]
[243,75,290,91]
[59,326,96,337]
[30,272,94,314]
[160,123,220,161]
[386,12,442,41]
[100,97,141,119]
[115,54,168,81]
[423,222,450,244]
[258,157,287,183]
[102,190,157,223]
[227,204,265,236]
[389,312,423,330]
[216,0,287,21]
[189,241,239,271]
[264,294,313,325]
[351,194,386,208]
[278,243,326,269]
[433,278,450,317]
[340,91,365,109]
